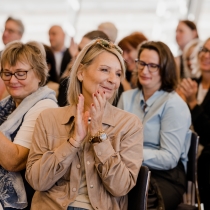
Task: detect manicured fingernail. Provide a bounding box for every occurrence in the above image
[94,94,96,97]
[97,91,99,94]
[103,91,105,94]
[91,103,94,106]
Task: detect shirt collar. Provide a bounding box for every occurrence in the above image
[61,102,116,127]
[140,90,164,110]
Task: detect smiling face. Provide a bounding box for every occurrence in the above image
[2,61,41,106]
[138,49,161,94]
[199,39,210,72]
[77,51,122,102]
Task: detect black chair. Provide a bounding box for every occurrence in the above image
[176,131,202,210]
[128,165,151,210]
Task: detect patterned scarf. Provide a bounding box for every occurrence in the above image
[0,86,57,209]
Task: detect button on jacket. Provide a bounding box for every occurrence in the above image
[26,102,143,210]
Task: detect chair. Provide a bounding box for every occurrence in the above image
[128,165,151,210]
[176,131,202,210]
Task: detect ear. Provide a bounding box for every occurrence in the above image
[192,30,198,39]
[77,64,84,82]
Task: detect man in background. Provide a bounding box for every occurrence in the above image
[2,16,24,47]
[48,25,72,80]
[97,22,118,43]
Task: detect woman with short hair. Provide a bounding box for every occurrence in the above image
[26,39,143,210]
[0,40,58,210]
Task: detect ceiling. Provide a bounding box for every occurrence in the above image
[0,0,209,56]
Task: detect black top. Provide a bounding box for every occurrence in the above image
[191,77,210,146]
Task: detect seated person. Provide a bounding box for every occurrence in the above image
[118,41,191,210]
[179,37,210,210]
[0,41,58,209]
[25,39,143,210]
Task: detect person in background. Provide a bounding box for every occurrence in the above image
[48,25,72,80]
[179,37,210,210]
[118,32,148,88]
[57,30,109,107]
[43,44,59,97]
[175,20,199,79]
[118,41,191,210]
[97,22,118,43]
[26,39,143,210]
[182,39,202,79]
[0,41,58,210]
[2,16,24,47]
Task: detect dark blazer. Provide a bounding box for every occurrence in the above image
[191,77,210,146]
[60,48,72,78]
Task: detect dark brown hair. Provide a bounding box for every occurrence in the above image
[180,20,199,38]
[118,32,147,51]
[137,41,178,92]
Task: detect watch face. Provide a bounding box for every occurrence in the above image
[100,133,107,141]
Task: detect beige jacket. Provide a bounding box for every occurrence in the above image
[26,102,143,210]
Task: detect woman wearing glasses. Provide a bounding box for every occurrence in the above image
[0,41,57,210]
[179,37,210,209]
[118,41,191,210]
[26,39,143,210]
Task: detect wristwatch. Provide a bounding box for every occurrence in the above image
[89,131,108,144]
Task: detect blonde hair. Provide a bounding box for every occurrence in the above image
[67,39,125,105]
[0,40,48,86]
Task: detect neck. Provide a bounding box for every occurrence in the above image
[14,98,22,107]
[142,88,156,101]
[202,71,210,88]
[52,45,65,52]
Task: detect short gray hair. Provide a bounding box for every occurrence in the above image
[6,16,25,35]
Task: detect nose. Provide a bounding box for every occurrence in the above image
[108,72,117,84]
[141,64,149,73]
[9,74,18,83]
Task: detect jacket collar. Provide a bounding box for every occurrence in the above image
[61,102,116,127]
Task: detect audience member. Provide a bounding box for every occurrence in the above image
[57,30,109,107]
[118,32,148,88]
[0,41,58,209]
[2,17,24,47]
[97,22,118,43]
[118,41,191,210]
[179,37,210,209]
[43,44,59,97]
[175,20,199,79]
[26,39,143,210]
[182,39,202,79]
[48,25,72,80]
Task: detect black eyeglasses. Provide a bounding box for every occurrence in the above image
[199,47,210,54]
[0,68,33,81]
[135,59,160,73]
[95,39,123,55]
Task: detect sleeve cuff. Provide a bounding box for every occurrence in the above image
[54,140,78,164]
[93,139,116,164]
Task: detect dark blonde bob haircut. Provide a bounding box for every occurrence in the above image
[0,40,48,86]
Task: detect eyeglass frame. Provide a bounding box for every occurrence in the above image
[199,47,210,54]
[135,59,160,73]
[0,68,33,81]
